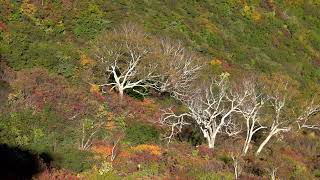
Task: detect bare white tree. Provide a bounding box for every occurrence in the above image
[267,167,278,180]
[79,118,105,150]
[160,108,190,144]
[256,93,291,155]
[94,26,203,101]
[231,153,242,179]
[297,99,320,130]
[155,38,202,99]
[94,24,159,100]
[237,81,267,155]
[160,73,250,149]
[111,138,120,162]
[224,114,243,137]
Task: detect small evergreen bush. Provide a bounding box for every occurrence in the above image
[125,122,160,145]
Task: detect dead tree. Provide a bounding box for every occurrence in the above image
[79,118,105,150]
[155,38,202,99]
[256,93,291,155]
[296,99,320,130]
[160,73,250,149]
[94,24,159,100]
[237,80,267,155]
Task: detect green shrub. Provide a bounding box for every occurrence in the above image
[187,168,233,180]
[125,87,146,101]
[191,149,199,157]
[219,153,233,165]
[124,122,160,145]
[53,149,94,172]
[125,163,160,179]
[82,170,122,180]
[198,172,233,180]
[0,108,96,172]
[314,169,320,178]
[115,115,127,131]
[73,4,111,39]
[1,30,79,78]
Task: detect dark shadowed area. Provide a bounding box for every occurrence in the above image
[0,144,52,180]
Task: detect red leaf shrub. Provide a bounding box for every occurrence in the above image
[0,21,7,31]
[313,57,320,67]
[130,152,160,164]
[198,144,215,158]
[36,169,79,180]
[9,68,101,119]
[104,89,162,125]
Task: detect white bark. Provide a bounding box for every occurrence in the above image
[156,38,202,99]
[111,138,120,162]
[160,73,250,149]
[95,25,203,100]
[97,46,157,98]
[231,154,242,179]
[267,167,278,180]
[160,108,190,144]
[256,94,291,156]
[79,119,104,150]
[296,99,320,130]
[206,130,218,149]
[237,81,267,155]
[95,24,159,99]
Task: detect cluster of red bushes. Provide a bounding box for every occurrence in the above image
[36,169,79,180]
[0,21,7,31]
[104,90,162,125]
[9,68,101,119]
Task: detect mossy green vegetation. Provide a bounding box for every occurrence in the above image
[124,122,160,145]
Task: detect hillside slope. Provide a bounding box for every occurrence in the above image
[0,0,320,179]
[1,1,320,83]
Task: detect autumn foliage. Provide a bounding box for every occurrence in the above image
[8,68,102,119]
[131,144,161,156]
[1,0,320,179]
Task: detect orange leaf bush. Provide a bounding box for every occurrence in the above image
[80,54,95,66]
[89,83,100,93]
[21,0,37,16]
[210,59,222,66]
[140,98,155,106]
[131,144,161,156]
[242,4,262,22]
[92,145,113,156]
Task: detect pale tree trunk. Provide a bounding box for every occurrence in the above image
[111,138,120,162]
[242,136,251,155]
[207,135,216,149]
[202,127,218,149]
[268,167,278,180]
[256,131,274,155]
[160,75,249,150]
[243,124,266,155]
[118,87,124,101]
[256,125,290,156]
[232,154,242,179]
[256,91,290,156]
[239,100,267,155]
[242,122,251,155]
[243,123,264,155]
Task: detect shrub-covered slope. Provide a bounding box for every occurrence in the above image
[1,1,320,83]
[1,0,320,179]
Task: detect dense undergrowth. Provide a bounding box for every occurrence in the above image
[0,0,320,179]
